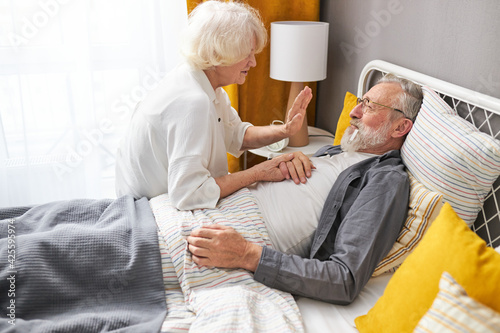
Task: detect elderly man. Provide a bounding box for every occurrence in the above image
[187,74,423,304]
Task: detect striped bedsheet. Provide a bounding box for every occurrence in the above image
[150,188,304,333]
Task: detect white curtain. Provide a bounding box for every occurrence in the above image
[0,0,187,207]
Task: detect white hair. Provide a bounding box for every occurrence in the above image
[377,73,423,122]
[181,0,267,70]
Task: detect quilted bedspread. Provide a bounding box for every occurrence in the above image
[0,196,167,332]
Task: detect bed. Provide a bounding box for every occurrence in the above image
[296,60,500,332]
[1,60,499,333]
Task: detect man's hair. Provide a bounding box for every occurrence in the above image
[377,73,423,122]
[181,0,267,70]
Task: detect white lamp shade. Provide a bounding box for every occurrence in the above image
[270,21,329,82]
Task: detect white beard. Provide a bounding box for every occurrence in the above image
[340,120,393,153]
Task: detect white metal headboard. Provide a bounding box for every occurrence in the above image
[358,60,500,118]
[358,60,500,248]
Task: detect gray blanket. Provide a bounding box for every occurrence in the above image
[0,196,167,333]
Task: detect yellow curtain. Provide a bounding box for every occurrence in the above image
[187,0,321,172]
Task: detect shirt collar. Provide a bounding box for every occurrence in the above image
[187,63,218,104]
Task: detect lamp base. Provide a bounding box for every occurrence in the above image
[287,82,309,147]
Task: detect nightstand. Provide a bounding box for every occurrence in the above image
[244,126,334,168]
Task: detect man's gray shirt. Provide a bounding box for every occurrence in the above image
[253,146,409,304]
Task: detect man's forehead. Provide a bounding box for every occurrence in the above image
[365,82,402,101]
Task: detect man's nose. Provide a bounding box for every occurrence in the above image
[349,102,363,119]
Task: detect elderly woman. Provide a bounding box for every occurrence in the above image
[115,0,313,210]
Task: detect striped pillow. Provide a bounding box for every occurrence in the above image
[401,86,500,226]
[373,172,443,276]
[414,272,500,333]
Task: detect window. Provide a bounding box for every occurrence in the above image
[0,0,187,206]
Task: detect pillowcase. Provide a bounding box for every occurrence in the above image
[333,91,357,145]
[414,271,500,333]
[355,202,500,333]
[401,86,500,226]
[372,171,443,276]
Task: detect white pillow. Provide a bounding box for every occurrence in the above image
[401,86,500,226]
[414,271,500,333]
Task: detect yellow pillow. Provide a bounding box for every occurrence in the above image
[372,172,443,276]
[355,203,500,333]
[333,91,357,145]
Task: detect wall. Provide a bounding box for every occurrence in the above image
[316,0,500,134]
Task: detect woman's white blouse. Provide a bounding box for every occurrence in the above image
[115,63,251,209]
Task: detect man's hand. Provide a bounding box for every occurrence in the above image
[283,86,313,137]
[187,224,262,272]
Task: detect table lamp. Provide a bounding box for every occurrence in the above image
[270,21,329,146]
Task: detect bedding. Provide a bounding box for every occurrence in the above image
[0,196,166,332]
[151,188,304,332]
[296,272,393,332]
[414,272,500,333]
[372,172,443,276]
[333,91,358,145]
[0,191,306,333]
[401,86,500,226]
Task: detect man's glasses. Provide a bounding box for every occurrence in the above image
[356,97,404,115]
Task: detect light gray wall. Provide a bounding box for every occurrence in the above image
[316,0,500,134]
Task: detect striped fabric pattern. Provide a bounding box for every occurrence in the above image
[401,86,500,226]
[414,272,500,333]
[157,234,196,332]
[373,172,443,276]
[150,188,304,333]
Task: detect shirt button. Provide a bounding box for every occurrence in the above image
[218,118,221,122]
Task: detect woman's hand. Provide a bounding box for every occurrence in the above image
[214,153,313,200]
[278,151,315,184]
[250,153,296,182]
[239,87,312,150]
[283,86,313,136]
[251,151,315,184]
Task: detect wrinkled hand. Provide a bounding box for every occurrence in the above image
[284,86,313,136]
[250,153,295,182]
[187,224,262,272]
[278,151,315,184]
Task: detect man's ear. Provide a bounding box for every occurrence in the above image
[392,118,413,138]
